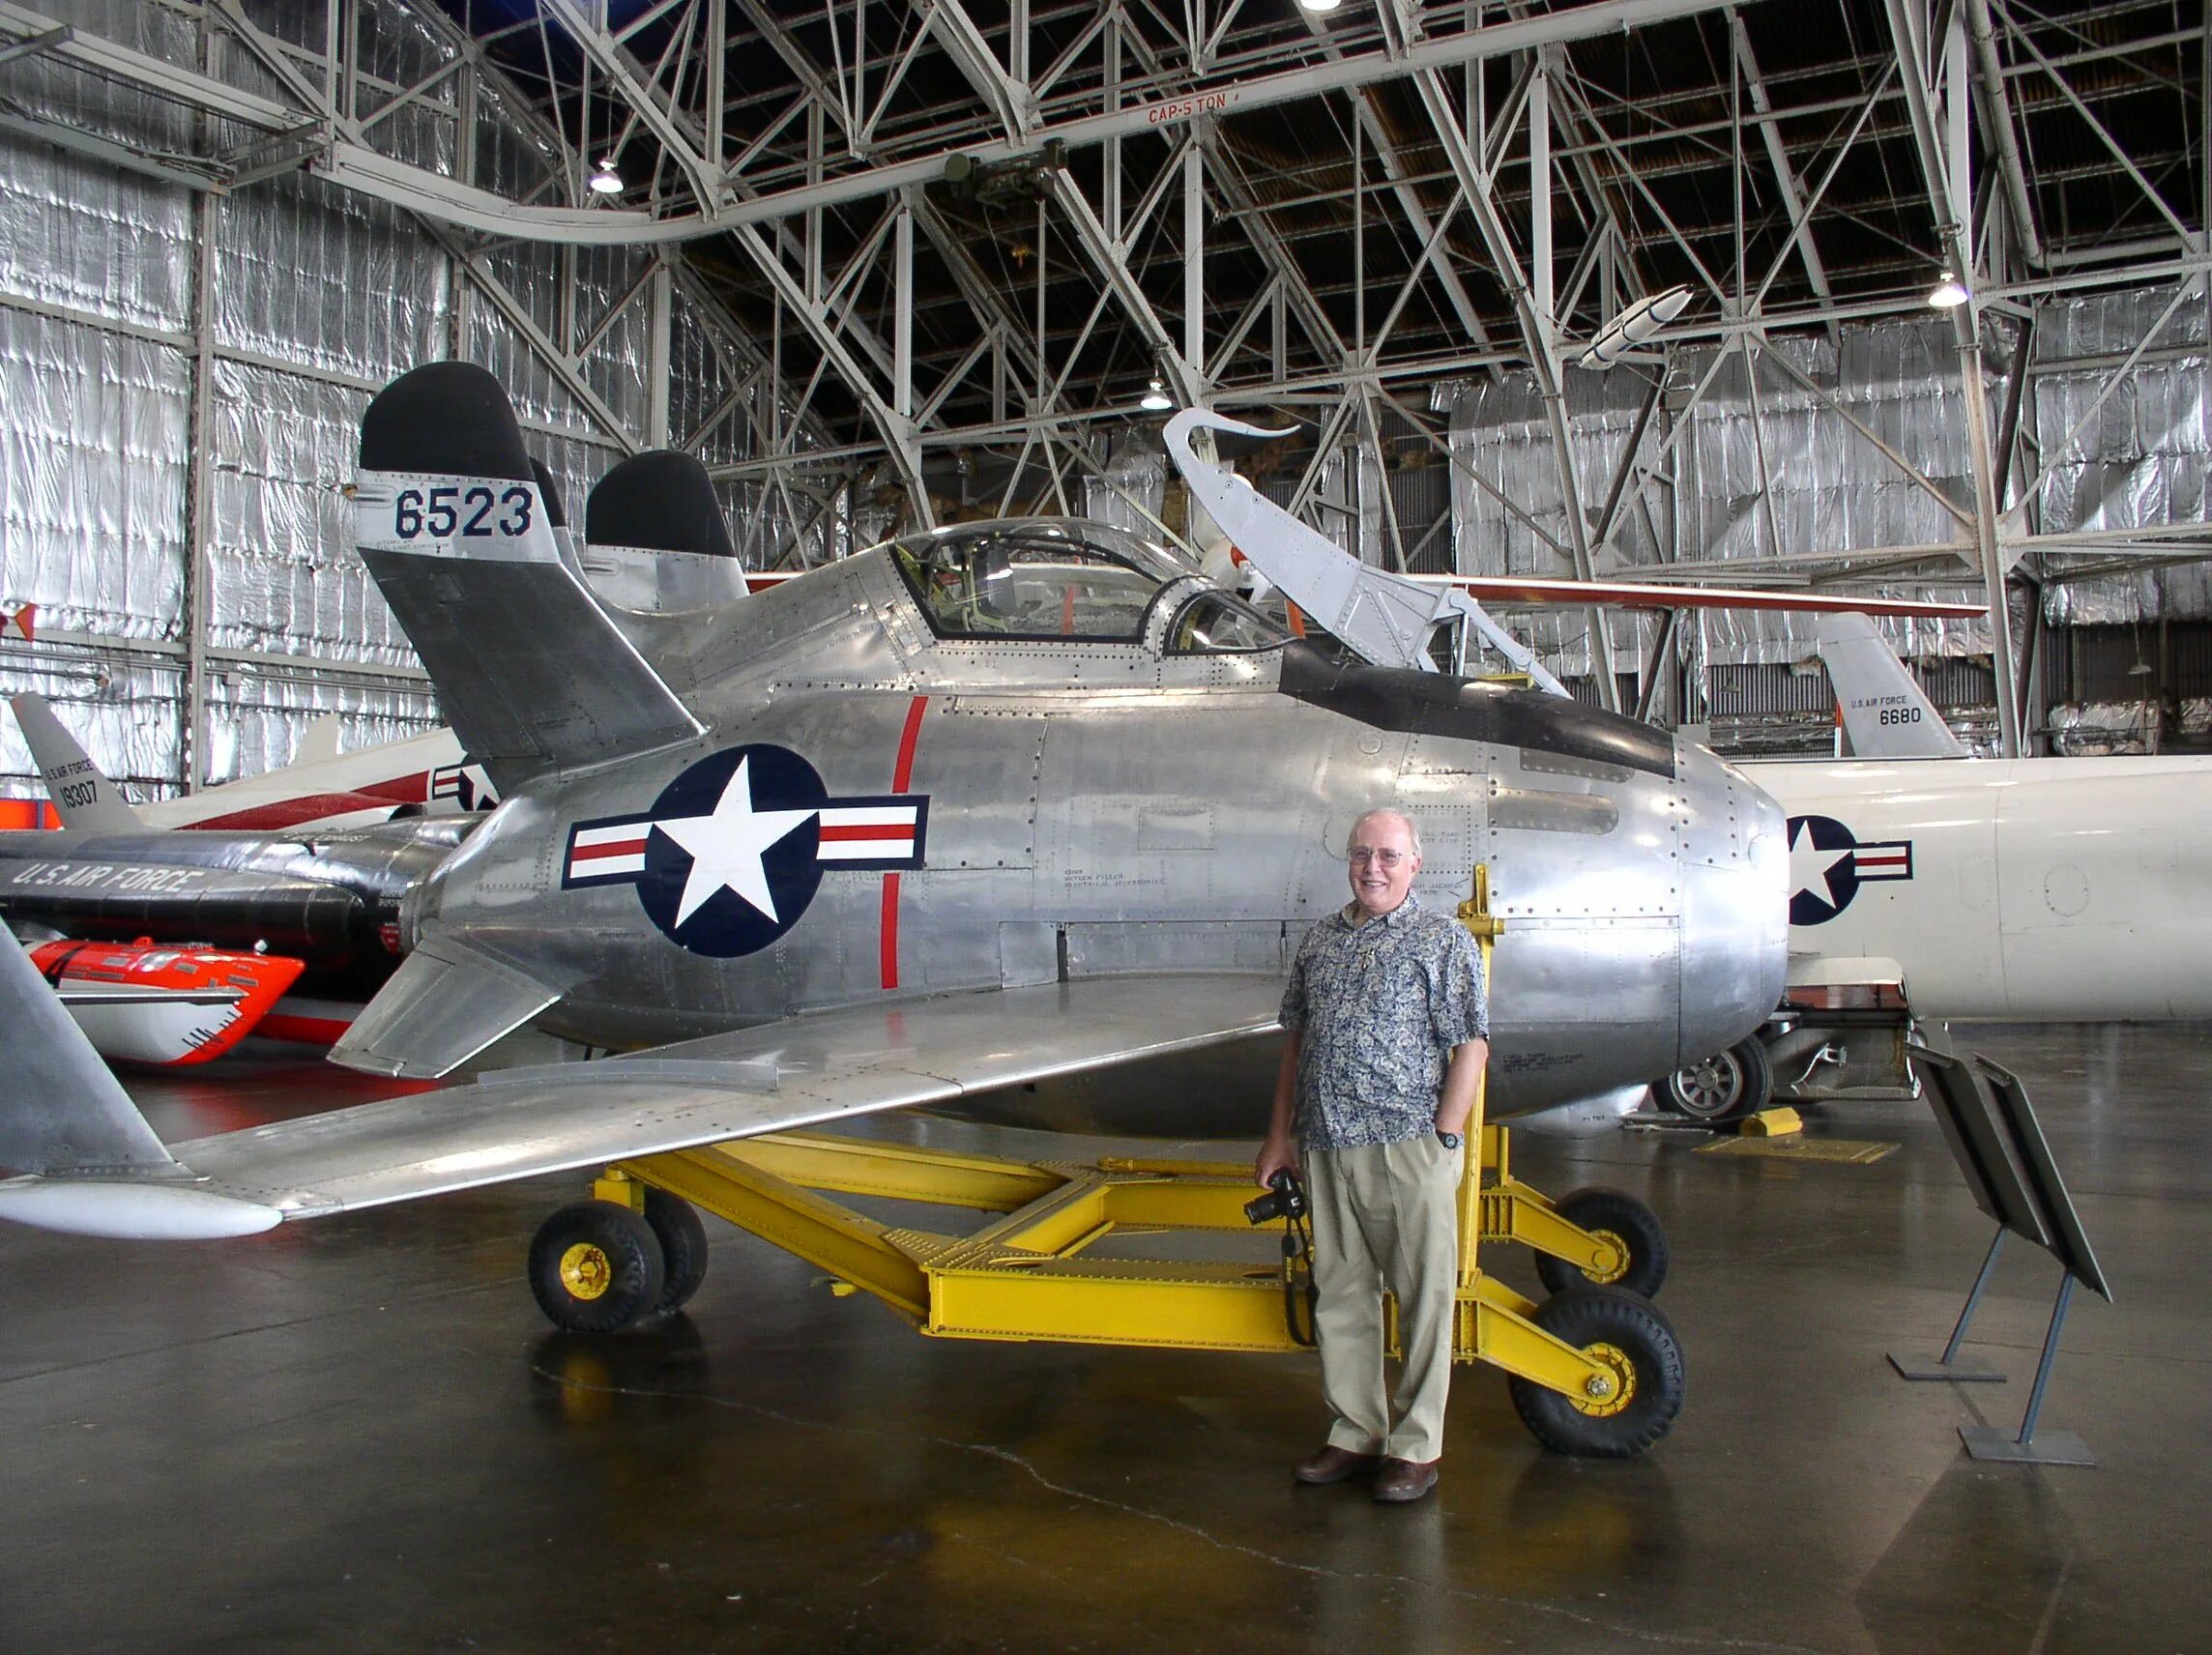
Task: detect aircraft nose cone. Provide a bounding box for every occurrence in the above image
[1674,741,1789,1066]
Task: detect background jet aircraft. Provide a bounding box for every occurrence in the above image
[0,361,1786,1243]
[1164,409,2212,1118]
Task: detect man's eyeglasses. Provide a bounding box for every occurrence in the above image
[1348,847,1408,868]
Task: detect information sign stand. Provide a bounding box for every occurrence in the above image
[1889,1031,2111,1466]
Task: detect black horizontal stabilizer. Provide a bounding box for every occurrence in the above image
[587,450,735,558]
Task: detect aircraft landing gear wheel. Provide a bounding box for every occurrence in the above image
[1662,1035,1772,1122]
[1534,1187,1670,1299]
[643,1188,710,1315]
[1509,1287,1686,1459]
[529,1201,666,1333]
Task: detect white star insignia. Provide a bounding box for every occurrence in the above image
[1788,817,1854,909]
[653,755,816,925]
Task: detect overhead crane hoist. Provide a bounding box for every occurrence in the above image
[529,868,1688,1458]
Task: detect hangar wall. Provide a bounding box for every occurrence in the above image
[1,6,2205,789]
[1439,293,2212,750]
[0,0,778,801]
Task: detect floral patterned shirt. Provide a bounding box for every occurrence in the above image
[1278,891,1489,1151]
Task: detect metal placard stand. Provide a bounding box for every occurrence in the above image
[1887,1030,2112,1467]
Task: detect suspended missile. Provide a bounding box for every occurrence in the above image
[1578,284,1694,368]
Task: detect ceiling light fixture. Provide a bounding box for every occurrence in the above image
[1140,377,1174,412]
[1928,269,1969,309]
[1297,0,1345,12]
[588,157,624,196]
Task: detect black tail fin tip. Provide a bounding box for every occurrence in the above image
[529,457,568,530]
[586,450,735,559]
[361,362,535,483]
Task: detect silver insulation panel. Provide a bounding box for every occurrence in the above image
[2032,289,2211,626]
[0,0,650,797]
[1443,319,2009,677]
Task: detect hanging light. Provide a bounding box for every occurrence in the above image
[1139,377,1174,412]
[588,157,624,196]
[1297,0,1344,12]
[1927,269,1969,309]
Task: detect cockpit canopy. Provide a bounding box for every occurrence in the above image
[888,520,1286,655]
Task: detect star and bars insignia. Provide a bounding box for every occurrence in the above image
[562,742,928,959]
[1788,813,1913,926]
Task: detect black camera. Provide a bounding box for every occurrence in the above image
[1244,1170,1307,1226]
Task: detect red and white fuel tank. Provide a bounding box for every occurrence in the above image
[30,940,306,1066]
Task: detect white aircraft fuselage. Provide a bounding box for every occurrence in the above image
[1757,754,2212,1021]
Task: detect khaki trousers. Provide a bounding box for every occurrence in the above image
[1304,1135,1464,1464]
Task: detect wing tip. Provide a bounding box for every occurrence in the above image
[0,1176,283,1239]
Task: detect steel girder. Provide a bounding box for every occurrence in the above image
[1,0,2208,715]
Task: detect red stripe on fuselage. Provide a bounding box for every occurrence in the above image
[571,833,650,862]
[880,695,929,990]
[879,872,902,992]
[820,824,912,843]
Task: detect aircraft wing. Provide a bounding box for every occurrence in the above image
[0,955,1284,1239]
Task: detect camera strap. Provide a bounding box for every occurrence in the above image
[1280,1207,1317,1349]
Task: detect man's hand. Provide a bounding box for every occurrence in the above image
[1255,1133,1301,1188]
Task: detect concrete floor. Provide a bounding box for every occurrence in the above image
[1,1021,2204,1655]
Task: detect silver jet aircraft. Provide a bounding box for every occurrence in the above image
[0,362,1786,1247]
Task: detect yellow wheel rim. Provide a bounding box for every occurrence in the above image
[1571,1342,1638,1416]
[1583,1227,1630,1287]
[559,1241,615,1301]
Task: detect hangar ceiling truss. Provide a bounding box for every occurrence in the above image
[0,0,2206,755]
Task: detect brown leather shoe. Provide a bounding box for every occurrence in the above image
[1371,1458,1440,1503]
[1294,1445,1381,1485]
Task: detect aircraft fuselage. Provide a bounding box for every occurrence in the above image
[1760,754,2212,1020]
[401,528,1787,1126]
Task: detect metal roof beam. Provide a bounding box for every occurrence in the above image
[1412,57,1620,706]
[1884,0,2022,755]
[312,0,1751,246]
[540,0,720,207]
[918,0,1035,140]
[729,217,932,521]
[1731,16,1837,339]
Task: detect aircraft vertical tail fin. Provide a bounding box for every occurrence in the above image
[575,450,751,612]
[292,714,343,768]
[1814,612,1966,758]
[10,695,144,830]
[353,363,703,791]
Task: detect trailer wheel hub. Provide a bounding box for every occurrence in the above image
[560,1242,614,1301]
[1574,1342,1637,1416]
[1584,1229,1630,1286]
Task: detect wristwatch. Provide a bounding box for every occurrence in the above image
[1435,1129,1463,1150]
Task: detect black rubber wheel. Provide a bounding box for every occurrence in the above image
[1534,1187,1671,1299]
[528,1201,666,1333]
[1508,1287,1687,1458]
[1662,1035,1773,1122]
[643,1187,710,1314]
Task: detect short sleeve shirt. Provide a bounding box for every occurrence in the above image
[1277,891,1489,1151]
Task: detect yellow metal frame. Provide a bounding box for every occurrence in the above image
[583,864,1634,1409]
